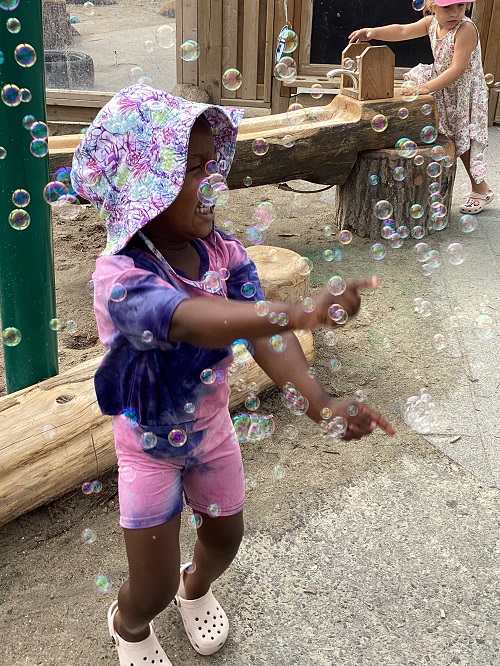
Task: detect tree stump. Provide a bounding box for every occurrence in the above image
[333,135,457,239]
[42,0,76,50]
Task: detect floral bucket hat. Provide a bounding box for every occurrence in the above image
[71,84,244,255]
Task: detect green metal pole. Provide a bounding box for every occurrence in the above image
[0,0,58,393]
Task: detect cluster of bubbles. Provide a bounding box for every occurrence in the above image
[403,389,441,434]
[232,412,275,443]
[197,160,230,208]
[82,479,103,494]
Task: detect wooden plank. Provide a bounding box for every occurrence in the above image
[298,0,313,75]
[182,0,198,86]
[241,0,260,100]
[262,0,275,102]
[198,0,223,103]
[176,0,184,83]
[483,0,500,77]
[220,97,269,108]
[222,0,239,100]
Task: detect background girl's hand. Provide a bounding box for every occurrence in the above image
[324,398,396,441]
[348,28,375,43]
[418,84,431,94]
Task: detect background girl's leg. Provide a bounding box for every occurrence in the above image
[182,510,244,600]
[115,514,182,642]
[460,150,491,195]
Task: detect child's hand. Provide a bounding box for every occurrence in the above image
[313,276,379,326]
[323,398,396,441]
[349,28,375,43]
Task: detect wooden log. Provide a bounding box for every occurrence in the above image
[333,135,457,239]
[48,91,440,189]
[0,247,314,527]
[42,1,75,50]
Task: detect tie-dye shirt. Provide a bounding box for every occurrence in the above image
[92,229,264,434]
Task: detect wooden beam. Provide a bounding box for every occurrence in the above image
[241,0,260,100]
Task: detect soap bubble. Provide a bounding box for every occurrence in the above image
[393,166,406,181]
[412,0,424,9]
[324,331,336,346]
[168,428,187,447]
[433,334,447,351]
[184,402,196,414]
[0,146,6,159]
[403,390,440,434]
[328,304,348,325]
[81,528,96,544]
[327,276,346,296]
[156,24,175,48]
[431,145,445,160]
[412,225,425,239]
[9,209,30,230]
[14,43,36,67]
[310,83,323,99]
[43,180,68,204]
[427,161,442,178]
[110,283,127,302]
[414,154,424,166]
[144,40,154,53]
[323,249,334,262]
[329,357,342,372]
[274,56,297,82]
[208,503,221,517]
[339,230,352,244]
[281,134,295,148]
[0,0,21,9]
[30,139,48,157]
[129,65,145,83]
[414,299,431,316]
[460,214,478,233]
[200,369,216,384]
[395,138,417,158]
[374,200,393,220]
[401,80,419,102]
[474,314,494,340]
[286,102,305,125]
[410,203,424,219]
[2,327,21,346]
[302,296,316,312]
[371,114,388,132]
[6,17,21,33]
[222,68,243,91]
[180,39,200,61]
[421,103,432,116]
[254,300,269,317]
[369,174,379,186]
[398,107,409,119]
[252,138,269,156]
[119,465,137,482]
[12,189,30,207]
[243,176,252,187]
[388,233,403,249]
[371,242,387,260]
[420,125,438,144]
[295,256,313,275]
[485,73,494,85]
[415,242,430,262]
[283,28,299,53]
[446,242,465,266]
[141,431,157,451]
[49,318,62,331]
[22,114,36,130]
[188,513,203,529]
[1,83,21,107]
[241,282,257,298]
[324,225,333,236]
[95,574,112,594]
[269,334,286,353]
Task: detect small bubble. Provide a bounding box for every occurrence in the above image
[338,230,352,245]
[95,574,112,594]
[83,1,95,16]
[371,114,388,132]
[110,283,127,302]
[81,528,96,544]
[2,327,22,346]
[156,24,175,48]
[168,428,187,447]
[42,423,57,440]
[273,464,285,479]
[207,503,221,517]
[222,68,243,91]
[142,431,157,450]
[180,39,200,61]
[188,513,203,529]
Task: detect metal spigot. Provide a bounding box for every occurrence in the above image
[326,55,361,89]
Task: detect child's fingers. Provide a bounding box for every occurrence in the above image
[348,276,380,291]
[359,406,396,435]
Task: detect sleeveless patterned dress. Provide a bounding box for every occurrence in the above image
[407,16,489,182]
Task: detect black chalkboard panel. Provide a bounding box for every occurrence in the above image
[310,0,434,68]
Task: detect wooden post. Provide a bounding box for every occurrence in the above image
[340,45,395,101]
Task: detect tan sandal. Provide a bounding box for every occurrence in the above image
[460,191,495,214]
[107,601,172,665]
[174,562,229,655]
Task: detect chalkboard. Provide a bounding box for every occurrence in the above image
[310,0,438,68]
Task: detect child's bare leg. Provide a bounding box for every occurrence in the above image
[182,510,244,600]
[115,514,182,642]
[460,150,491,195]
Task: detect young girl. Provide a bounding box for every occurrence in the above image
[350,0,494,215]
[71,84,395,666]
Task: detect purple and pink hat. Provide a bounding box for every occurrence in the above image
[71,84,244,255]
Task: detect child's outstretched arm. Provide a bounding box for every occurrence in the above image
[417,21,478,93]
[349,17,430,43]
[250,331,395,440]
[169,277,378,349]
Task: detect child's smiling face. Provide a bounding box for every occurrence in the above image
[433,2,468,29]
[145,116,217,244]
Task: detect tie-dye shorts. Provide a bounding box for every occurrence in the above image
[113,408,245,529]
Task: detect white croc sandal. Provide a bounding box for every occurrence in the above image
[460,191,495,214]
[174,562,229,655]
[107,600,173,666]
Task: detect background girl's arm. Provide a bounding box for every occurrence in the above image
[349,17,430,43]
[418,21,478,93]
[250,332,396,439]
[169,278,377,348]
